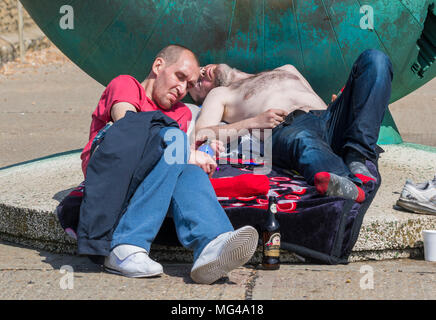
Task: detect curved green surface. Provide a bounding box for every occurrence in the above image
[21,0,436,144]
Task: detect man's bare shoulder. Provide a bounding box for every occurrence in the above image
[204,86,233,103]
[209,86,231,95]
[274,64,299,73]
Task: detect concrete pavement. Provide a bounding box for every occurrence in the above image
[1,240,435,300]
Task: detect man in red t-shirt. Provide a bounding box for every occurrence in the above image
[78,45,258,284]
[81,46,210,176]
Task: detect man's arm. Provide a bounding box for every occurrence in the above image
[110,102,137,122]
[111,101,218,176]
[195,87,287,143]
[195,87,254,142]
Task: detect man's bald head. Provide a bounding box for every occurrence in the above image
[154,44,200,67]
[147,45,200,110]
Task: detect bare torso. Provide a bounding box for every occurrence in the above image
[221,65,328,123]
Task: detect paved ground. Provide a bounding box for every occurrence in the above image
[1,240,435,300]
[0,46,435,301]
[389,78,436,147]
[0,47,103,168]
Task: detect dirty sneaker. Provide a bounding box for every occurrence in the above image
[396,176,436,215]
[410,175,436,190]
[190,226,258,285]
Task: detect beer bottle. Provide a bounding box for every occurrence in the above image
[262,196,281,270]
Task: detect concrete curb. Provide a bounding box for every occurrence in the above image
[0,143,435,264]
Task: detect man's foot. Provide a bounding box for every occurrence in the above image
[314,172,365,203]
[345,149,376,184]
[348,162,376,184]
[104,245,163,278]
[190,226,258,285]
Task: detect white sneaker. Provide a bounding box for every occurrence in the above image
[397,176,436,215]
[104,245,163,278]
[190,226,259,285]
[413,175,436,190]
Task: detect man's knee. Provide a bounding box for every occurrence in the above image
[182,164,208,180]
[358,49,393,78]
[293,129,324,149]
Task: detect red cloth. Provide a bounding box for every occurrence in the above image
[80,75,192,176]
[210,174,270,198]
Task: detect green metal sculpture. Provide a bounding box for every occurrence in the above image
[21,0,436,144]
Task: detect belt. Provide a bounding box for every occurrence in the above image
[273,109,307,133]
[282,109,306,125]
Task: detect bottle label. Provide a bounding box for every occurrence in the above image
[270,203,277,214]
[264,233,280,257]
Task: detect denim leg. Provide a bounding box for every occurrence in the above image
[272,113,354,185]
[324,49,393,161]
[111,127,232,259]
[169,165,234,262]
[110,150,185,253]
[111,127,190,252]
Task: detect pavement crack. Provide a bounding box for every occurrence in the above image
[244,267,259,300]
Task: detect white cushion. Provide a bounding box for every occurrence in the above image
[185,103,201,142]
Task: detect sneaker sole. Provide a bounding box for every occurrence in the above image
[104,265,163,278]
[396,199,436,215]
[190,226,259,285]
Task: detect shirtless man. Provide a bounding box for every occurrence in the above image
[190,49,393,203]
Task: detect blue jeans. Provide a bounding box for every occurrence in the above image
[272,49,393,185]
[111,128,234,261]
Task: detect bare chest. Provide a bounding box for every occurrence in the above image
[222,76,321,123]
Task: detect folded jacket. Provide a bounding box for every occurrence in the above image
[210,174,270,198]
[77,111,179,257]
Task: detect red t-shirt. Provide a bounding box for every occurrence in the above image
[80,75,192,176]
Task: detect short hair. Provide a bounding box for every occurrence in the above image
[155,44,199,67]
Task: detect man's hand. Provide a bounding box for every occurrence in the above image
[331,94,338,102]
[209,140,225,156]
[188,149,217,178]
[192,137,225,158]
[252,108,288,129]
